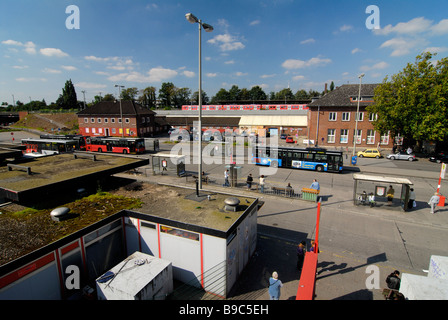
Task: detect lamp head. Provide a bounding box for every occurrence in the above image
[185,13,198,24]
[202,23,214,32]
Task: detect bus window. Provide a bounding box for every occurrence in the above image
[303,153,314,160]
[314,154,328,162]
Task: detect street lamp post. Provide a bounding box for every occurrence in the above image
[185,13,213,190]
[115,84,125,138]
[353,73,365,157]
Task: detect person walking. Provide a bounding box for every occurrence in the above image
[428,192,440,214]
[259,175,266,193]
[268,271,283,300]
[246,173,253,190]
[223,169,230,187]
[310,179,320,191]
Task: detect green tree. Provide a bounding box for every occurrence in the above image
[275,88,294,101]
[139,86,157,109]
[158,82,175,107]
[211,88,230,104]
[249,85,267,101]
[368,52,448,145]
[56,79,78,109]
[228,85,241,101]
[121,87,139,101]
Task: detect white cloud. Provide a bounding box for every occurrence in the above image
[40,48,69,57]
[379,37,425,57]
[339,25,353,32]
[300,38,315,45]
[351,48,362,54]
[282,56,332,70]
[292,75,305,81]
[16,77,47,82]
[206,73,217,78]
[12,65,29,69]
[61,65,77,71]
[208,34,245,51]
[250,20,260,26]
[42,68,62,74]
[424,46,448,54]
[75,82,107,89]
[360,61,389,72]
[235,72,247,77]
[431,19,448,35]
[1,39,36,54]
[107,67,178,83]
[182,70,195,78]
[224,60,235,65]
[260,74,276,79]
[374,17,433,36]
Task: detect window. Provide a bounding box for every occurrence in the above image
[84,118,88,123]
[380,131,390,145]
[104,118,108,123]
[342,112,350,121]
[369,113,377,121]
[327,129,336,143]
[354,129,362,144]
[97,118,102,123]
[367,130,375,144]
[118,118,122,123]
[111,118,115,123]
[85,128,90,133]
[340,129,349,143]
[329,112,337,121]
[125,118,130,123]
[160,225,199,241]
[91,118,95,123]
[356,112,364,121]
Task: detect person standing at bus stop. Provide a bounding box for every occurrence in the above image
[259,175,266,193]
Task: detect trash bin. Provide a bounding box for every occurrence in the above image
[438,195,445,207]
[301,188,319,202]
[351,155,358,165]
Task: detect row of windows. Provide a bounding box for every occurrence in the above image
[327,112,378,122]
[326,129,390,144]
[83,117,152,124]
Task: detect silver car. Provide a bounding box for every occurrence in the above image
[386,151,416,161]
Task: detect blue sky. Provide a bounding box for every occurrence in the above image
[1,0,448,105]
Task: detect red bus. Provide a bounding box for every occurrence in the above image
[84,137,145,154]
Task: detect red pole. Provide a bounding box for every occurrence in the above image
[314,202,321,253]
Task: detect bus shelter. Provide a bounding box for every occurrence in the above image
[353,173,413,211]
[151,153,186,177]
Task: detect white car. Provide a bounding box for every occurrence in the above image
[386,151,416,161]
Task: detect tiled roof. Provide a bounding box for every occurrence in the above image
[77,101,156,116]
[308,84,379,108]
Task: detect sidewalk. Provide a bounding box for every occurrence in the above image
[115,165,448,300]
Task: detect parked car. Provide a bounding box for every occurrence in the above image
[386,151,416,161]
[429,153,448,163]
[285,136,294,143]
[280,133,287,139]
[357,148,382,158]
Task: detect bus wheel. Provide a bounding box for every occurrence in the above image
[316,165,324,172]
[98,148,102,153]
[123,150,128,154]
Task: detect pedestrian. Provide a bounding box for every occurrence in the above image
[309,239,320,253]
[387,185,394,204]
[246,173,253,190]
[223,169,230,187]
[408,188,416,210]
[310,179,320,191]
[386,270,401,290]
[286,182,293,197]
[428,192,440,214]
[268,271,283,300]
[259,175,266,193]
[368,192,375,207]
[296,241,306,271]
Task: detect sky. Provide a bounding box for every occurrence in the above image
[1,0,448,105]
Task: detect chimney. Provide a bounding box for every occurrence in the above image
[324,83,328,95]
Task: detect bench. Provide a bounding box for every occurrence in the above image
[192,175,209,184]
[74,153,97,161]
[7,164,32,175]
[272,186,294,197]
[301,188,320,202]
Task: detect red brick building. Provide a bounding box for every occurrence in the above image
[77,101,156,137]
[307,84,394,150]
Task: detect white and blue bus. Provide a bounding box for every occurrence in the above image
[253,145,343,173]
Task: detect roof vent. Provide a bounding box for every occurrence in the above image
[224,197,240,212]
[50,207,70,222]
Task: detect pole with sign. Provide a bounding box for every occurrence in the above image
[437,162,446,194]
